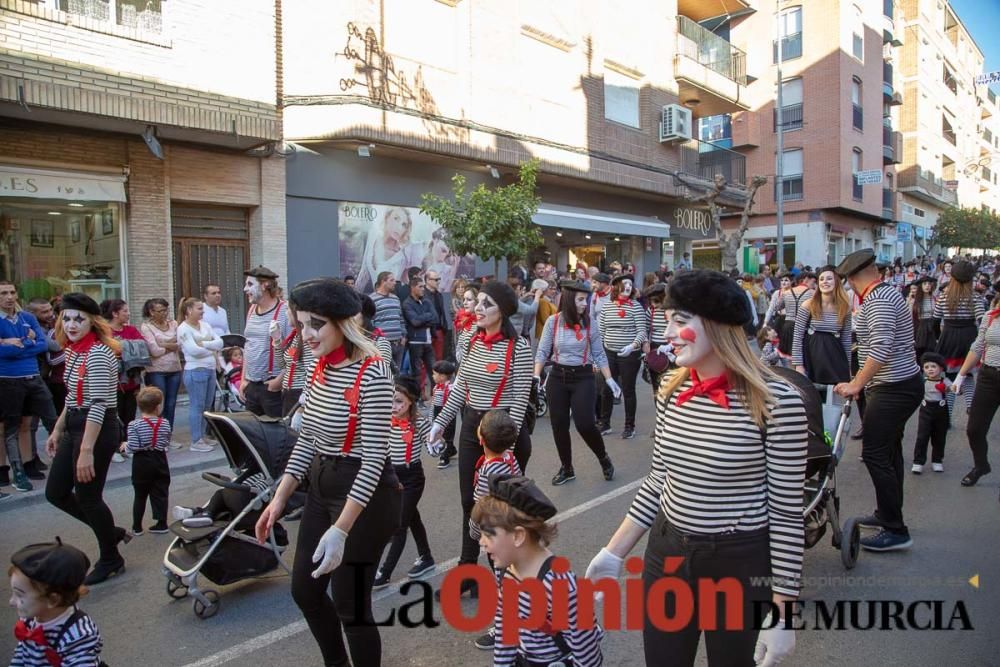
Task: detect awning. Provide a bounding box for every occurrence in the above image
[0,165,127,202]
[533,203,671,238]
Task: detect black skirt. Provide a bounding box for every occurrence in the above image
[803,331,851,384]
[936,319,977,367]
[914,318,938,354]
[778,318,795,356]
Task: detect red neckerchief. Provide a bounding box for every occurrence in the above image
[435,382,450,405]
[454,310,476,331]
[66,332,99,407]
[14,619,61,666]
[310,345,347,385]
[675,369,731,409]
[564,320,584,341]
[282,331,300,389]
[473,450,518,488]
[391,415,415,463]
[616,296,631,318]
[988,308,1000,327]
[858,278,883,303]
[372,327,384,338]
[596,289,609,298]
[472,329,505,351]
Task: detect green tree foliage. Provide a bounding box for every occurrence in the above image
[420,160,543,278]
[930,206,1000,253]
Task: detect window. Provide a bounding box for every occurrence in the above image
[852,5,864,60]
[775,78,804,131]
[699,115,733,148]
[773,6,803,62]
[852,78,864,130]
[55,0,162,33]
[777,148,804,201]
[603,68,640,129]
[942,115,956,146]
[914,207,926,218]
[852,148,864,200]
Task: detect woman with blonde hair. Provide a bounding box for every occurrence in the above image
[355,206,423,294]
[45,293,131,585]
[791,265,853,384]
[586,269,807,667]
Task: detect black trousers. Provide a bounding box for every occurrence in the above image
[282,387,303,419]
[546,365,608,472]
[131,450,170,529]
[600,349,641,428]
[643,512,771,667]
[379,462,431,578]
[45,408,120,564]
[458,405,531,564]
[862,374,923,535]
[433,405,456,454]
[408,343,436,394]
[245,380,283,418]
[913,403,948,465]
[966,365,1000,470]
[291,456,401,667]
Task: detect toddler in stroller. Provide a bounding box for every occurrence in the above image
[161,411,297,619]
[217,337,246,412]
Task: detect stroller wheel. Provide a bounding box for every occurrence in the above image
[193,590,221,619]
[166,579,188,599]
[536,394,548,418]
[841,517,861,570]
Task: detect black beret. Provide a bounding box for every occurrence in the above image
[59,292,100,317]
[394,375,421,402]
[479,281,518,318]
[643,282,667,299]
[245,265,278,280]
[611,273,635,285]
[912,276,937,287]
[359,293,376,320]
[835,249,876,277]
[920,352,946,368]
[816,265,840,278]
[11,537,89,590]
[666,269,753,326]
[593,273,611,284]
[488,475,557,520]
[559,280,591,294]
[289,278,360,320]
[950,261,975,283]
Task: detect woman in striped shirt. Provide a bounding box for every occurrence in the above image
[643,282,674,396]
[791,266,852,384]
[597,274,647,439]
[775,275,814,360]
[429,281,532,598]
[534,280,618,486]
[254,278,401,667]
[359,293,394,368]
[934,261,985,377]
[586,270,807,667]
[909,276,939,360]
[44,293,131,586]
[278,302,315,417]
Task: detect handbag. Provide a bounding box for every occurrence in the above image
[120,338,152,372]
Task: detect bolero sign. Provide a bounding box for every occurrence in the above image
[669,205,716,239]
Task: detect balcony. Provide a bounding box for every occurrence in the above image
[984,167,993,185]
[897,165,958,207]
[882,125,895,164]
[674,16,750,117]
[678,0,752,22]
[773,32,803,62]
[679,138,747,187]
[853,104,864,130]
[774,103,804,131]
[882,187,894,220]
[882,0,902,46]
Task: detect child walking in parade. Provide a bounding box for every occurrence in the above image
[911,352,955,474]
[472,475,604,667]
[432,360,458,469]
[9,538,105,667]
[758,325,782,367]
[122,386,172,535]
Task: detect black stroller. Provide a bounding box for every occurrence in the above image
[216,334,246,413]
[161,411,296,618]
[773,368,861,569]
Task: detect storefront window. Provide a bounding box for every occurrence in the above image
[0,198,124,303]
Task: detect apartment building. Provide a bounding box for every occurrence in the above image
[0,0,284,324]
[281,0,759,286]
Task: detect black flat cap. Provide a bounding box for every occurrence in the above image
[912,275,937,287]
[488,475,557,520]
[835,249,876,277]
[394,375,421,402]
[11,537,89,590]
[611,273,635,285]
[666,269,752,326]
[559,279,591,293]
[950,261,975,283]
[593,273,611,284]
[245,265,278,280]
[59,292,100,317]
[920,352,946,368]
[642,283,667,299]
[479,281,518,318]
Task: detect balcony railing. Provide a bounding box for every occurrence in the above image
[679,139,747,187]
[853,104,864,130]
[897,166,958,206]
[883,125,895,163]
[883,0,893,19]
[774,103,804,131]
[775,176,804,201]
[773,31,803,62]
[884,61,893,84]
[676,16,747,85]
[882,187,893,219]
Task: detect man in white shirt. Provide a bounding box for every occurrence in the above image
[202,284,230,336]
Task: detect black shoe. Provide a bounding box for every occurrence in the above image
[857,513,882,529]
[551,467,576,486]
[435,578,478,601]
[22,459,45,480]
[11,468,32,492]
[437,456,452,470]
[407,555,435,579]
[597,422,612,436]
[0,465,9,486]
[131,526,144,536]
[860,529,912,552]
[600,456,615,481]
[32,457,48,472]
[621,426,636,440]
[372,569,391,590]
[474,626,496,650]
[84,557,125,585]
[961,465,992,487]
[149,522,170,534]
[115,527,133,545]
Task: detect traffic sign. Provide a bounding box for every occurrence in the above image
[854,169,883,185]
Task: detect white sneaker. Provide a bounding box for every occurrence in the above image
[911,463,924,474]
[190,440,215,453]
[112,453,126,463]
[172,506,195,521]
[169,442,183,451]
[932,462,944,473]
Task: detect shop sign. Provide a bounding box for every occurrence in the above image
[854,170,882,186]
[914,225,925,239]
[670,205,716,239]
[0,166,127,202]
[895,222,912,243]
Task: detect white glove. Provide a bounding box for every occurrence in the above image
[754,618,795,666]
[951,375,965,394]
[268,320,282,342]
[655,344,673,356]
[289,408,303,432]
[427,439,444,457]
[605,377,622,399]
[618,344,636,357]
[428,423,444,446]
[311,525,348,578]
[584,548,624,601]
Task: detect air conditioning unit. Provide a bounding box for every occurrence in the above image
[660,104,693,143]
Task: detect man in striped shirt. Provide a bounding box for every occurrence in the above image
[240,266,291,418]
[835,249,922,553]
[371,271,406,369]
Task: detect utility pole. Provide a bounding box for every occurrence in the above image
[775,1,785,271]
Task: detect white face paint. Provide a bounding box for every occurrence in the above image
[665,311,713,369]
[574,293,588,314]
[296,310,342,357]
[60,309,91,343]
[244,276,263,303]
[620,279,633,295]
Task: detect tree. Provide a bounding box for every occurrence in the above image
[680,173,769,273]
[420,159,543,278]
[931,206,1000,254]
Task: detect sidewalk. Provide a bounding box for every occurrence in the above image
[0,402,227,513]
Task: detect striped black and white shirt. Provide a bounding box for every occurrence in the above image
[856,283,921,386]
[933,292,985,323]
[597,298,647,351]
[436,334,532,431]
[432,381,453,407]
[63,342,118,426]
[387,415,431,466]
[648,306,669,344]
[455,325,474,364]
[373,335,393,367]
[125,416,172,453]
[915,295,935,320]
[782,288,814,321]
[370,292,404,342]
[535,314,609,369]
[971,312,1000,367]
[492,561,604,667]
[11,607,102,667]
[284,356,393,508]
[627,374,808,596]
[469,450,521,541]
[281,333,316,391]
[243,301,291,382]
[790,307,852,367]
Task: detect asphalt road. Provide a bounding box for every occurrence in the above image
[2,392,998,666]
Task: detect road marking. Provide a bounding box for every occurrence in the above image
[181,478,643,667]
